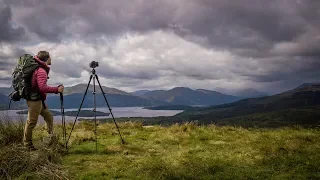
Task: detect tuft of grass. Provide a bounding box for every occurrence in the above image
[0,115,24,146]
[0,142,69,179]
[0,115,69,180]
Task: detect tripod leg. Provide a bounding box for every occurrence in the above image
[95,74,125,144]
[93,75,98,152]
[66,75,93,146]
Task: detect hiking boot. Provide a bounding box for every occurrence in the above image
[43,134,58,147]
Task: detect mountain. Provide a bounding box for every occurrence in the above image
[131,90,151,96]
[0,84,168,109]
[46,93,168,109]
[214,87,268,98]
[63,84,130,95]
[175,83,320,127]
[0,93,27,110]
[46,86,242,108]
[294,83,319,90]
[233,88,268,98]
[0,87,13,96]
[142,87,242,106]
[46,84,170,108]
[142,90,166,98]
[0,93,8,105]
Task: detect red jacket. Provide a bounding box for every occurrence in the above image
[31,56,59,100]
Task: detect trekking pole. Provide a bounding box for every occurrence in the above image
[60,93,67,150]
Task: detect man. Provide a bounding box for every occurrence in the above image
[23,51,64,150]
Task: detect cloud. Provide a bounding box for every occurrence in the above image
[0,43,27,72]
[0,5,25,42]
[0,0,319,94]
[16,30,319,93]
[2,0,318,57]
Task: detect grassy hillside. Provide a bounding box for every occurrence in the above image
[175,85,320,126]
[60,122,320,179]
[1,120,320,179]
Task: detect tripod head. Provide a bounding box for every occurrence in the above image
[91,68,96,75]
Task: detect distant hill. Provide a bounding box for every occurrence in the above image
[0,93,9,110]
[44,84,167,108]
[46,86,242,108]
[142,87,242,106]
[0,93,27,110]
[174,83,320,127]
[0,93,8,104]
[233,88,268,98]
[214,87,268,98]
[294,83,320,90]
[63,84,130,95]
[46,93,169,109]
[131,90,151,96]
[142,90,166,98]
[0,84,129,96]
[0,87,12,96]
[17,110,110,117]
[143,105,197,110]
[211,106,320,128]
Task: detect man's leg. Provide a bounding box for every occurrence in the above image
[40,105,56,146]
[23,100,42,148]
[40,105,53,134]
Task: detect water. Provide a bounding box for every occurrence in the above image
[0,107,184,123]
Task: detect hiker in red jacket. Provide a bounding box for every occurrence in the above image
[23,51,64,150]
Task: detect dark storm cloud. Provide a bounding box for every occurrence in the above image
[1,0,319,92]
[4,0,318,56]
[0,43,27,76]
[3,0,174,41]
[0,6,25,42]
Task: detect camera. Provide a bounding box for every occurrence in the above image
[89,61,99,68]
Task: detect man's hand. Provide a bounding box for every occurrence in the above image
[58,85,64,93]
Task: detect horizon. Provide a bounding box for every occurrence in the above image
[1,82,319,96]
[1,0,319,94]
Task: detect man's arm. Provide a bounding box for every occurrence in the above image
[37,68,59,93]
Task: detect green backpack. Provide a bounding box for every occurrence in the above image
[10,54,41,102]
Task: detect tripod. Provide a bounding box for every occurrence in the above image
[66,68,125,152]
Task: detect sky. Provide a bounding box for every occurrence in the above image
[0,0,319,94]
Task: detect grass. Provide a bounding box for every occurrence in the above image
[61,121,320,180]
[0,114,24,145]
[0,116,69,180]
[1,115,320,179]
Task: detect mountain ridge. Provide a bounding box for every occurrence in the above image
[174,83,320,126]
[142,87,242,106]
